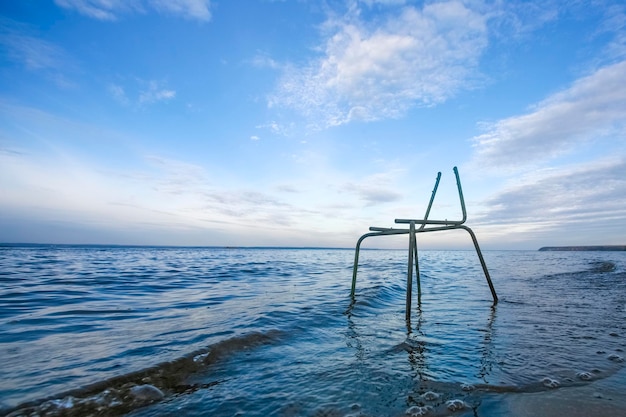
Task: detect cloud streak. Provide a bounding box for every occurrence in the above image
[0,18,75,86]
[474,158,626,245]
[472,60,626,171]
[0,138,329,245]
[109,79,176,107]
[342,170,404,205]
[54,0,212,21]
[269,1,488,128]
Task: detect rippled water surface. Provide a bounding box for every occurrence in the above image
[1,246,625,416]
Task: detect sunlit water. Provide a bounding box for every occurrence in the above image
[1,246,625,416]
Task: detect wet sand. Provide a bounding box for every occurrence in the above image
[479,366,626,417]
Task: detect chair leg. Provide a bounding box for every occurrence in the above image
[351,234,368,298]
[406,222,417,320]
[460,226,498,304]
[414,238,421,306]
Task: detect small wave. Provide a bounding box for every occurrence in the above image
[541,260,618,281]
[589,261,617,273]
[4,330,283,417]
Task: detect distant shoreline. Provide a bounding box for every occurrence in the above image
[539,245,626,251]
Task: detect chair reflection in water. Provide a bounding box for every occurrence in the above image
[351,167,498,320]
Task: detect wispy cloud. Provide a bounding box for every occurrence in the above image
[109,79,176,107]
[256,120,291,136]
[0,102,352,244]
[139,81,176,104]
[342,170,404,205]
[269,1,488,128]
[0,18,75,85]
[54,0,130,20]
[108,84,130,105]
[597,2,626,61]
[0,33,65,71]
[131,163,324,232]
[152,0,212,21]
[2,150,265,240]
[54,0,212,21]
[475,158,626,245]
[471,60,626,171]
[249,51,280,69]
[359,0,407,6]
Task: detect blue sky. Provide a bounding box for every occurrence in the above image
[1,0,625,249]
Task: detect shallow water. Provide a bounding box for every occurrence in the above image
[1,246,625,416]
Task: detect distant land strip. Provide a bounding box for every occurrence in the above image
[539,245,626,251]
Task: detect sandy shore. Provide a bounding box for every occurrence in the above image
[478,366,626,417]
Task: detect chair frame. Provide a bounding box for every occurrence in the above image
[351,167,498,320]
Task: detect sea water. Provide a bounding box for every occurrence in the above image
[1,245,625,416]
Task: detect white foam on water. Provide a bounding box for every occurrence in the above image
[405,405,433,416]
[129,384,164,402]
[51,396,74,409]
[445,399,466,411]
[420,391,440,401]
[193,352,209,363]
[541,377,560,388]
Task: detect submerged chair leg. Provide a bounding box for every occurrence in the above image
[406,222,418,320]
[460,226,498,305]
[352,229,412,299]
[414,238,421,306]
[351,234,369,298]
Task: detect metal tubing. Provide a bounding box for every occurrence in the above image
[419,172,441,230]
[459,226,498,305]
[351,166,498,316]
[413,232,421,305]
[351,233,370,297]
[396,218,461,225]
[351,229,410,298]
[394,225,499,304]
[396,166,466,227]
[453,166,468,224]
[406,222,416,320]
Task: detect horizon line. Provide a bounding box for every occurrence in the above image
[0,242,541,251]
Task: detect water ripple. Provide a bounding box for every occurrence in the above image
[1,247,626,416]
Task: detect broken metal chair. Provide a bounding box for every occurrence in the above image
[351,167,498,320]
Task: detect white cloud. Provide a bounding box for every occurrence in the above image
[249,51,280,69]
[54,0,138,20]
[269,1,488,128]
[139,82,176,104]
[152,0,212,21]
[598,2,626,60]
[471,60,626,171]
[0,18,75,86]
[109,79,176,106]
[108,84,129,105]
[0,33,66,71]
[474,158,626,245]
[360,0,407,6]
[54,0,212,21]
[0,145,309,242]
[256,120,290,136]
[342,169,404,205]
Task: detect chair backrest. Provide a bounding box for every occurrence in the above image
[419,172,441,230]
[453,166,468,225]
[395,166,468,227]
